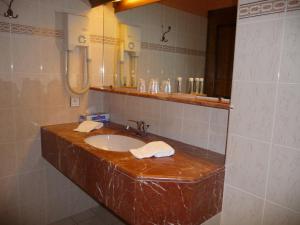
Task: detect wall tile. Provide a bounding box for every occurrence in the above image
[12,75,43,108]
[46,191,71,224]
[11,34,41,74]
[0,175,19,212]
[0,108,15,143]
[0,206,20,225]
[0,32,12,74]
[273,83,300,149]
[263,201,300,225]
[15,106,42,140]
[19,199,46,225]
[181,119,209,149]
[0,0,104,224]
[267,145,300,212]
[279,13,300,83]
[160,101,184,119]
[0,142,17,178]
[42,78,69,108]
[230,81,276,142]
[16,139,45,173]
[221,185,264,225]
[226,135,269,197]
[38,4,64,30]
[45,162,71,197]
[159,116,182,140]
[233,18,283,82]
[40,38,63,74]
[0,75,14,109]
[123,95,143,122]
[183,104,210,123]
[18,170,46,206]
[208,124,228,155]
[13,0,40,27]
[202,213,221,225]
[68,184,96,216]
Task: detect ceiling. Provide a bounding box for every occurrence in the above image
[112,0,237,16]
[160,0,238,16]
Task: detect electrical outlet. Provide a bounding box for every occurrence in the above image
[70,96,80,107]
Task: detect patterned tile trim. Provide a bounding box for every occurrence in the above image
[239,0,286,19]
[90,35,205,56]
[239,0,300,19]
[0,22,205,57]
[0,21,64,38]
[287,0,300,11]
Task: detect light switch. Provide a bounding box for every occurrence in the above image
[70,96,80,107]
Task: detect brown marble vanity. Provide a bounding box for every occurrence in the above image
[41,122,225,225]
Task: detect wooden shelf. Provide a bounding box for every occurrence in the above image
[90,86,230,110]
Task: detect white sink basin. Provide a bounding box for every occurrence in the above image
[84,134,145,152]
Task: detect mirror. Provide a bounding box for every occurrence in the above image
[101,0,237,98]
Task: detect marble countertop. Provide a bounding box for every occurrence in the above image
[42,122,225,183]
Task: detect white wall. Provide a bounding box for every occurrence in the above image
[0,0,104,224]
[221,0,300,224]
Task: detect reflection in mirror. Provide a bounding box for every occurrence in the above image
[101,0,237,98]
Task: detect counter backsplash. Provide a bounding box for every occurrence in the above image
[102,92,229,155]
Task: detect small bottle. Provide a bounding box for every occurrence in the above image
[176,77,182,93]
[199,78,204,94]
[187,77,194,94]
[195,78,200,94]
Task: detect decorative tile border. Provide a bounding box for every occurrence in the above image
[239,0,300,19]
[0,21,205,57]
[90,35,205,56]
[0,21,64,38]
[287,0,300,11]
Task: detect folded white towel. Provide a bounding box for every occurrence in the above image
[129,141,175,159]
[74,121,103,133]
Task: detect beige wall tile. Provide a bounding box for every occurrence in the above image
[230,81,276,142]
[0,75,14,109]
[15,106,42,140]
[40,38,63,75]
[233,19,284,82]
[202,213,221,225]
[0,206,20,225]
[12,76,43,108]
[18,170,46,205]
[0,108,15,143]
[273,83,300,149]
[279,14,300,83]
[226,135,269,197]
[183,104,210,123]
[0,33,12,74]
[46,191,71,224]
[11,34,41,74]
[16,139,45,173]
[0,143,17,178]
[0,175,19,212]
[181,120,209,149]
[263,202,300,225]
[19,199,46,225]
[45,162,71,197]
[267,145,300,212]
[221,185,264,225]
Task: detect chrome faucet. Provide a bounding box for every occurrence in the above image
[126,120,150,136]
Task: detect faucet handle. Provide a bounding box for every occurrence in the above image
[128,120,150,135]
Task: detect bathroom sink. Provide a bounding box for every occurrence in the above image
[84,134,145,152]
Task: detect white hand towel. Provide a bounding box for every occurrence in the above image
[74,121,103,133]
[129,141,175,159]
